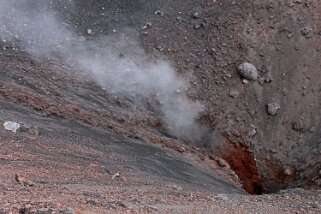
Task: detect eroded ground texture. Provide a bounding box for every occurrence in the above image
[0,0,320,213]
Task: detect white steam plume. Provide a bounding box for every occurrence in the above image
[0,0,206,143]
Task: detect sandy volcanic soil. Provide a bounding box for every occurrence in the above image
[0,0,321,213]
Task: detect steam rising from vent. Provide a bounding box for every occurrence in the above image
[0,0,206,143]
[0,0,74,55]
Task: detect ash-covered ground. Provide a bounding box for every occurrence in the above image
[0,0,320,213]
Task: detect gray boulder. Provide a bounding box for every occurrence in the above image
[267,102,281,116]
[237,62,258,81]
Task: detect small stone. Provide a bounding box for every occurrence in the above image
[193,12,199,19]
[141,22,152,30]
[15,174,26,184]
[267,102,281,116]
[308,126,316,133]
[193,23,201,29]
[237,62,258,81]
[167,184,183,191]
[217,158,229,167]
[87,198,98,205]
[65,208,75,214]
[15,174,34,186]
[265,78,272,83]
[259,78,265,85]
[248,128,257,137]
[213,194,229,201]
[156,45,163,51]
[35,208,52,214]
[3,121,20,133]
[292,120,304,131]
[20,123,39,135]
[112,172,121,180]
[229,90,239,98]
[155,10,164,16]
[155,198,167,204]
[270,149,277,154]
[283,167,293,176]
[146,205,159,211]
[242,79,249,84]
[19,208,30,214]
[301,26,313,38]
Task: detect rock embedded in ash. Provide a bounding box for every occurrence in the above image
[242,79,249,84]
[248,128,257,137]
[237,62,258,81]
[267,102,281,116]
[65,208,75,214]
[193,12,200,19]
[292,120,305,131]
[229,90,239,98]
[283,167,293,176]
[217,158,229,168]
[3,121,20,133]
[34,208,54,214]
[15,174,26,184]
[213,193,229,201]
[300,26,313,38]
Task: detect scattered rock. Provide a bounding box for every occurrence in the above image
[113,201,127,208]
[229,90,239,98]
[155,198,168,204]
[237,62,258,81]
[19,208,30,214]
[34,208,53,214]
[112,172,121,180]
[15,174,27,184]
[20,123,40,135]
[65,208,75,214]
[15,174,34,186]
[248,128,257,137]
[308,126,316,133]
[242,79,249,84]
[146,205,159,211]
[112,172,127,182]
[217,158,229,168]
[3,121,20,133]
[213,194,229,201]
[87,198,98,205]
[193,23,201,29]
[141,22,152,30]
[283,167,293,176]
[269,149,277,154]
[167,184,183,191]
[267,103,281,116]
[265,78,272,83]
[259,78,265,85]
[155,10,164,16]
[300,26,313,38]
[292,120,305,132]
[192,12,200,19]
